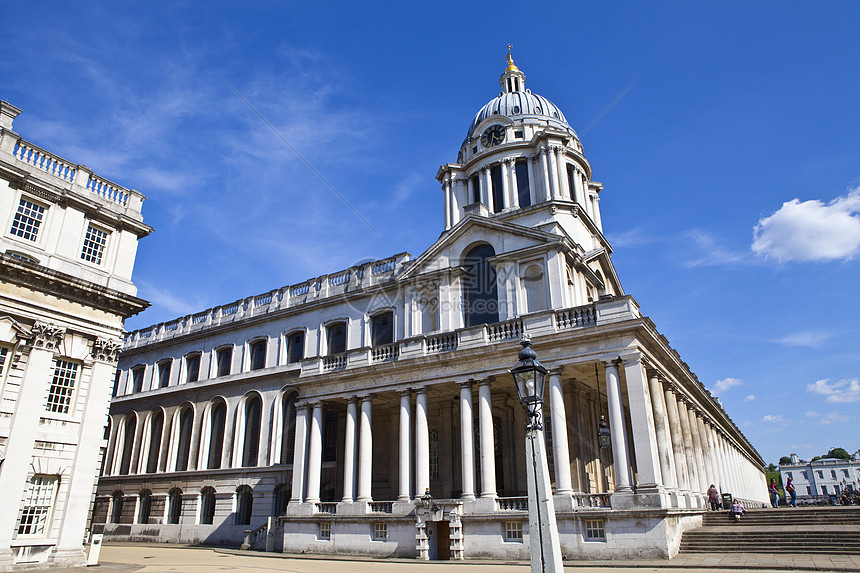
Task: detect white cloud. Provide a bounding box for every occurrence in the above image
[752,186,860,262]
[806,411,818,418]
[807,378,860,403]
[762,414,784,423]
[683,230,749,267]
[818,411,849,425]
[776,331,832,348]
[711,377,743,394]
[744,394,756,402]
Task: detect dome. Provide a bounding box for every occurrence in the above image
[467,90,568,138]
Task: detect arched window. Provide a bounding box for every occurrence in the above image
[242,395,262,467]
[250,339,266,371]
[272,483,290,518]
[175,406,194,471]
[235,485,253,525]
[207,400,227,469]
[216,347,232,377]
[185,353,200,383]
[327,322,346,355]
[200,487,216,525]
[168,488,182,524]
[111,491,124,524]
[279,393,297,464]
[418,288,437,334]
[522,264,547,313]
[118,414,136,475]
[145,410,164,473]
[371,311,393,346]
[138,490,152,524]
[463,244,499,327]
[287,331,304,363]
[157,360,171,388]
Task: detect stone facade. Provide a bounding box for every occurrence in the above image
[93,53,768,560]
[0,101,150,570]
[780,451,860,502]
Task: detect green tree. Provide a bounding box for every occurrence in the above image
[767,463,777,472]
[826,447,850,460]
[779,456,792,465]
[811,456,821,462]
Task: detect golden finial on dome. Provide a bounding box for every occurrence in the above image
[505,44,519,73]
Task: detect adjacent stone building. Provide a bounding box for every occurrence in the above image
[780,452,860,502]
[94,52,768,560]
[0,101,150,569]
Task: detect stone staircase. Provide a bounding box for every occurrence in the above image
[679,506,860,554]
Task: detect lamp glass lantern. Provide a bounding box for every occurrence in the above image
[597,415,612,448]
[510,335,549,426]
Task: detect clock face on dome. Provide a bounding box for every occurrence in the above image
[481,124,506,148]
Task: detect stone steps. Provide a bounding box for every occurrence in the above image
[680,507,860,555]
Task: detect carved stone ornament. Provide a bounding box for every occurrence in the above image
[92,337,123,363]
[30,322,66,351]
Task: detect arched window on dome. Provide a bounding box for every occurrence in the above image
[463,244,499,327]
[522,264,547,313]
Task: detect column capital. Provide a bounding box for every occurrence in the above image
[478,376,495,387]
[28,321,66,351]
[414,386,428,396]
[358,393,376,403]
[92,337,123,364]
[619,351,643,367]
[458,379,474,390]
[399,388,412,398]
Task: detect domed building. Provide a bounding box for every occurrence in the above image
[92,51,768,561]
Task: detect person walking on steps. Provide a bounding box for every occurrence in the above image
[707,484,720,511]
[731,499,746,521]
[786,477,797,507]
[770,478,780,508]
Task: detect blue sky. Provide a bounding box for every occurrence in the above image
[3,1,859,466]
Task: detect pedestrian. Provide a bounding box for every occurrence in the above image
[731,499,745,521]
[769,478,780,508]
[786,477,797,507]
[707,484,720,510]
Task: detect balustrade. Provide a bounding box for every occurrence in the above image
[254,293,273,307]
[371,344,399,363]
[13,139,76,182]
[322,354,346,371]
[426,332,457,354]
[85,173,129,206]
[486,319,522,342]
[316,503,337,514]
[369,501,393,513]
[496,497,529,511]
[573,493,611,508]
[555,304,596,329]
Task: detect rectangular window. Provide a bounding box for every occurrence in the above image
[469,174,480,204]
[185,354,200,383]
[371,312,393,346]
[287,332,304,363]
[818,470,823,479]
[158,361,171,388]
[801,471,807,480]
[585,519,606,540]
[844,470,850,478]
[822,485,828,494]
[832,470,837,479]
[250,340,266,371]
[490,164,504,213]
[372,522,387,540]
[46,360,78,414]
[513,129,524,139]
[327,322,346,355]
[131,366,145,393]
[318,522,331,540]
[81,225,109,264]
[10,197,45,242]
[504,521,523,541]
[515,160,530,207]
[806,486,811,495]
[16,475,58,537]
[217,347,231,377]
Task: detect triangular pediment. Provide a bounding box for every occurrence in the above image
[399,214,568,280]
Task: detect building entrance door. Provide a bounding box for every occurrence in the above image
[435,521,450,560]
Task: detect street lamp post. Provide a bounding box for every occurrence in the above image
[510,334,564,573]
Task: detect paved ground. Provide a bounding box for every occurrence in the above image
[43,543,860,573]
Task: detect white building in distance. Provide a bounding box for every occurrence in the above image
[94,51,768,561]
[780,452,860,502]
[0,101,150,569]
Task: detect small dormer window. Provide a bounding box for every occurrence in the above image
[513,106,520,114]
[514,130,524,139]
[472,145,478,154]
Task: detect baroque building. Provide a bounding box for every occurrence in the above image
[780,452,860,503]
[94,52,768,560]
[0,101,150,569]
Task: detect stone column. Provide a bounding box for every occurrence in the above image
[509,158,520,209]
[548,371,573,494]
[677,397,701,494]
[356,395,374,502]
[555,147,569,200]
[706,423,724,491]
[55,338,123,559]
[647,371,676,489]
[481,167,491,208]
[459,381,476,500]
[305,403,324,504]
[696,415,715,490]
[663,386,690,490]
[342,398,358,502]
[290,404,310,503]
[221,396,240,469]
[443,177,452,230]
[571,168,583,205]
[256,392,274,467]
[415,388,430,497]
[688,406,707,494]
[500,159,510,211]
[540,147,552,202]
[397,391,411,501]
[478,379,497,497]
[621,356,663,489]
[603,360,632,491]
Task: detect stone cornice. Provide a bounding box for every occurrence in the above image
[0,253,149,319]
